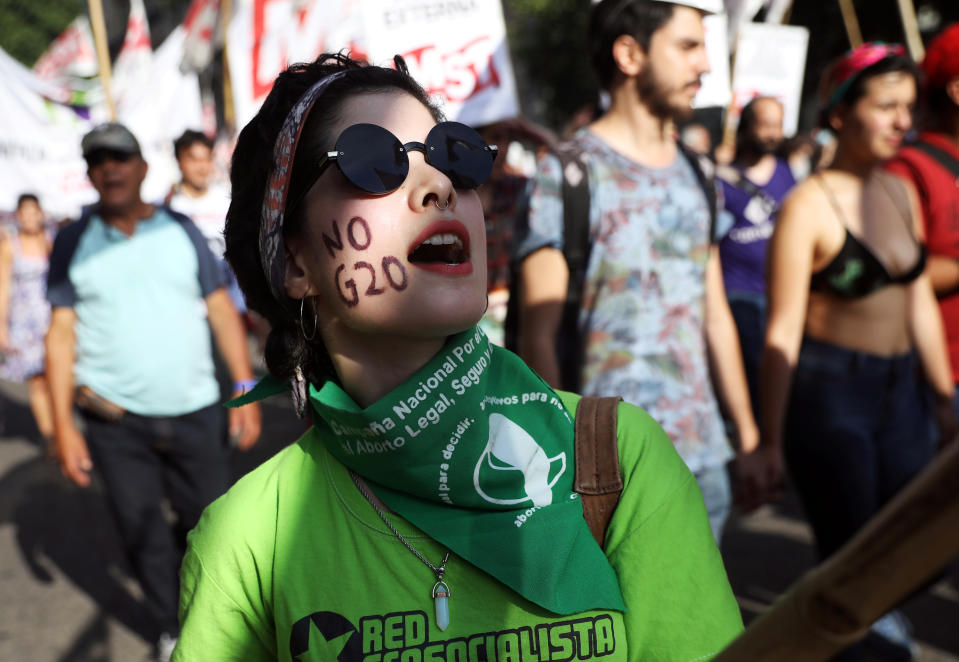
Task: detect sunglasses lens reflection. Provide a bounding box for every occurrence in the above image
[336,124,408,194]
[426,122,495,190]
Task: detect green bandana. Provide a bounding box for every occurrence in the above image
[309,327,625,615]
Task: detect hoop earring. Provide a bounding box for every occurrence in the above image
[300,296,318,341]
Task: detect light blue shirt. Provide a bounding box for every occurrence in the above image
[48,207,223,416]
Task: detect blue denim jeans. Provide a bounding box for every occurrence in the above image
[693,463,732,545]
[784,337,935,661]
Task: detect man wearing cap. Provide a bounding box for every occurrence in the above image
[515,0,759,539]
[45,122,262,661]
[887,23,959,426]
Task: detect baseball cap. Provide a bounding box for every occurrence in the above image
[81,122,142,160]
[921,23,959,91]
[592,0,723,14]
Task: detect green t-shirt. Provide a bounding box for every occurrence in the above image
[174,395,743,661]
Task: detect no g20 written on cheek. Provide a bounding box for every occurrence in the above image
[322,216,408,307]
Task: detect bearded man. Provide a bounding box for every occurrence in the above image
[716,96,797,422]
[515,0,759,541]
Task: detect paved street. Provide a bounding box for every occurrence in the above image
[0,378,956,661]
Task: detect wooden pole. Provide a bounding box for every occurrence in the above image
[220,0,236,134]
[87,0,116,121]
[713,440,959,661]
[837,0,863,49]
[896,0,925,61]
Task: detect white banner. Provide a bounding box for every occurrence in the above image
[729,22,808,136]
[693,13,732,109]
[0,28,204,220]
[0,47,97,220]
[227,0,364,129]
[227,0,518,130]
[360,0,520,126]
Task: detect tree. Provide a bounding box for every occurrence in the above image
[0,0,85,67]
[503,0,597,132]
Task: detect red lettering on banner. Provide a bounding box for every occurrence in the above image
[251,0,323,102]
[402,37,501,103]
[251,0,290,99]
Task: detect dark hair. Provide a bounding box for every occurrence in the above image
[588,0,677,89]
[225,52,442,389]
[16,193,40,209]
[925,83,954,118]
[819,53,918,128]
[735,96,780,150]
[173,129,214,159]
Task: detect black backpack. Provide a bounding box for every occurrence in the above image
[504,140,717,392]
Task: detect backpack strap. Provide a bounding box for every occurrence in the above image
[574,396,624,549]
[678,142,719,241]
[912,139,959,179]
[555,142,592,392]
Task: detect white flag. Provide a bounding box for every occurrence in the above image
[181,0,220,72]
[117,26,205,205]
[33,16,98,80]
[113,0,153,110]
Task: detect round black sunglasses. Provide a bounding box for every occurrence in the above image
[287,121,498,212]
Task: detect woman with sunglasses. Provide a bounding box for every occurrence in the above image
[172,54,742,661]
[752,43,955,660]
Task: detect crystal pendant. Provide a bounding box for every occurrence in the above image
[432,580,451,631]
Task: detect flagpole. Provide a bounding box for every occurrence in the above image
[220,0,236,134]
[87,0,117,120]
[837,0,863,49]
[895,0,925,61]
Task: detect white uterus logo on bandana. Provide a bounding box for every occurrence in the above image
[473,413,567,506]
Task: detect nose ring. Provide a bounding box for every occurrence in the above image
[433,196,450,211]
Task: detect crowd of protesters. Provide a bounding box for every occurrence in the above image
[0,1,957,661]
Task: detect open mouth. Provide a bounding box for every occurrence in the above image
[407,221,472,275]
[408,232,468,265]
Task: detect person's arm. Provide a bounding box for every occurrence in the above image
[518,247,567,386]
[704,246,759,455]
[46,306,92,486]
[514,151,568,386]
[907,273,957,447]
[0,238,12,351]
[925,256,959,297]
[756,189,817,489]
[898,178,958,446]
[175,487,278,661]
[205,289,261,450]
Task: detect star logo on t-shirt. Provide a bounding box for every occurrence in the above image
[290,611,361,662]
[298,626,353,662]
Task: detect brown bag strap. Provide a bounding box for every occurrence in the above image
[574,396,624,548]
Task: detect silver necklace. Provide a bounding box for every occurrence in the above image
[349,470,452,631]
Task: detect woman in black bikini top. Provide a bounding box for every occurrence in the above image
[743,42,956,662]
[808,172,927,299]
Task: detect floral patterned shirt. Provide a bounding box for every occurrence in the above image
[517,129,731,472]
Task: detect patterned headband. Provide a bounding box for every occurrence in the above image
[259,71,348,302]
[820,42,908,114]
